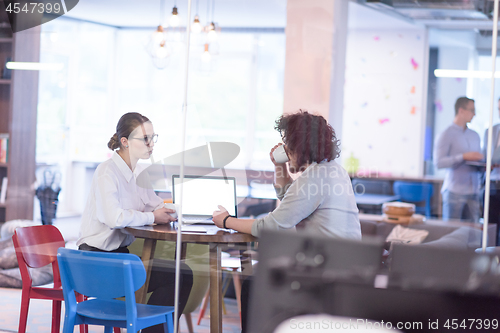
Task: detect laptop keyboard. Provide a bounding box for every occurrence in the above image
[182,217,213,224]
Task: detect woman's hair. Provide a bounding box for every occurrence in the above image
[274,110,340,168]
[108,112,150,150]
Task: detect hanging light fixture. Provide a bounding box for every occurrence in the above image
[169,2,180,27]
[153,25,166,44]
[205,0,219,43]
[146,0,171,69]
[191,0,202,33]
[201,43,211,63]
[192,15,202,33]
[206,22,217,42]
[156,40,170,58]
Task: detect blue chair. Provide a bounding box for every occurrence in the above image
[57,248,174,333]
[393,181,434,217]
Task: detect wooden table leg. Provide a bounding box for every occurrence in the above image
[180,242,188,260]
[209,243,222,333]
[136,238,157,304]
[233,270,242,315]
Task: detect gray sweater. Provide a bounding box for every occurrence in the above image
[251,160,362,239]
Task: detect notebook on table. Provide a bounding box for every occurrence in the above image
[172,175,238,224]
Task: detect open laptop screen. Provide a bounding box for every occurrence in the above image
[172,175,237,217]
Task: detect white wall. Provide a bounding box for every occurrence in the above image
[430,30,475,150]
[342,28,427,177]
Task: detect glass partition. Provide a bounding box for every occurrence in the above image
[37,17,285,214]
[23,1,500,332]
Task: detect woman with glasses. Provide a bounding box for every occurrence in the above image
[77,112,193,333]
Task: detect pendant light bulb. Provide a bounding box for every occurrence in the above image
[207,22,217,43]
[201,43,211,63]
[153,25,165,44]
[192,15,203,34]
[156,41,170,58]
[169,6,180,27]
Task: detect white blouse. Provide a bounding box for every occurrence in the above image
[77,152,164,251]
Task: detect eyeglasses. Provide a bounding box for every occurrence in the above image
[131,134,158,145]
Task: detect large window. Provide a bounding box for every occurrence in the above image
[37,18,285,214]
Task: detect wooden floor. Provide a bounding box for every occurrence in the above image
[0,216,242,333]
[0,286,241,332]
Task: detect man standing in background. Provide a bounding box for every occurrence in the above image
[434,96,483,222]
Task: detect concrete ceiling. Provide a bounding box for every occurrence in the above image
[64,0,287,28]
[62,0,498,31]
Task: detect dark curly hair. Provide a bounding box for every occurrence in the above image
[274,110,340,169]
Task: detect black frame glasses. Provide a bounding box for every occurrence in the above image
[131,134,158,145]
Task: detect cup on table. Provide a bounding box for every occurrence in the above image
[164,203,179,219]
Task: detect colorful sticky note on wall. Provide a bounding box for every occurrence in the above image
[410,86,416,93]
[379,118,390,124]
[434,100,443,112]
[411,58,419,70]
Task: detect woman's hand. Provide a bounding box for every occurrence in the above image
[153,207,177,224]
[212,205,229,228]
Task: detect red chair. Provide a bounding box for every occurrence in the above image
[12,225,94,333]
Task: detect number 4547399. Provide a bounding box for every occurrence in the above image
[5,2,61,14]
[444,319,498,330]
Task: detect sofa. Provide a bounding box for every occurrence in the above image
[359,215,496,249]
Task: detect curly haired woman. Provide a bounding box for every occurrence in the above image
[213,110,361,240]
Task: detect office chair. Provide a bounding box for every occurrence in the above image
[57,248,175,333]
[393,181,434,217]
[197,254,245,325]
[13,225,87,333]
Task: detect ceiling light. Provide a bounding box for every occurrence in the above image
[192,15,202,33]
[201,43,211,63]
[6,62,64,71]
[207,22,218,43]
[153,25,166,44]
[146,1,171,69]
[205,0,219,43]
[434,69,500,79]
[169,6,180,27]
[156,41,170,59]
[191,0,202,34]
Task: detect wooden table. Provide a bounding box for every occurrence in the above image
[125,224,256,333]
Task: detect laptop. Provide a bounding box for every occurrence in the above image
[172,175,238,224]
[466,145,500,167]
